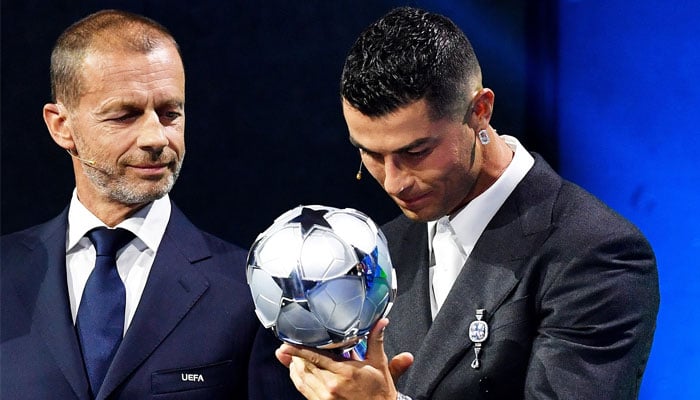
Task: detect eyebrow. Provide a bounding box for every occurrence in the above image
[349,135,434,155]
[161,100,184,109]
[95,99,184,116]
[94,102,140,117]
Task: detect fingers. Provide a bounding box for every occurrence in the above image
[277,343,346,373]
[275,346,293,368]
[278,317,390,370]
[364,317,390,365]
[388,352,414,382]
[366,318,413,382]
[277,328,404,400]
[289,356,327,400]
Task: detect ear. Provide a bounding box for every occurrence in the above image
[43,102,75,151]
[469,89,495,127]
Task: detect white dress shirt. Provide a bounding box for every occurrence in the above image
[427,135,534,318]
[65,192,171,335]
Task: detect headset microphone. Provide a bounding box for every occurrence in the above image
[356,159,363,180]
[355,149,364,180]
[66,149,96,166]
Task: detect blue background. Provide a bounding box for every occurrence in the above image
[2,1,697,397]
[557,1,700,397]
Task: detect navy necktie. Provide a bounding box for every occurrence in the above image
[76,227,133,397]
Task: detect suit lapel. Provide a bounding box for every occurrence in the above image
[401,155,560,398]
[402,227,522,398]
[13,211,91,399]
[384,221,432,362]
[97,206,212,400]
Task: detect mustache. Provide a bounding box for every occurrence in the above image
[123,149,179,165]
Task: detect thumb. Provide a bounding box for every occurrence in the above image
[389,352,414,382]
[364,317,390,366]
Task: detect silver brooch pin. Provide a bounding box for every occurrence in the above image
[468,309,488,369]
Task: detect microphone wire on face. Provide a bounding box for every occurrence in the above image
[66,149,96,165]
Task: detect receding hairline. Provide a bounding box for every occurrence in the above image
[50,9,181,106]
[56,9,178,48]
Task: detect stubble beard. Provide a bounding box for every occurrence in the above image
[83,154,184,205]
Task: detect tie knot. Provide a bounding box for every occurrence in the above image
[432,216,464,258]
[87,227,134,257]
[435,216,454,236]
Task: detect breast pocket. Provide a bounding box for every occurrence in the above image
[151,360,233,396]
[489,295,532,336]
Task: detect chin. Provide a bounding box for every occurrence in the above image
[400,207,436,223]
[107,179,174,205]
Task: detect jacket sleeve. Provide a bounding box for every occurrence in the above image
[524,226,659,399]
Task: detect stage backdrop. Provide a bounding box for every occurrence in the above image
[1,1,697,398]
[557,1,699,398]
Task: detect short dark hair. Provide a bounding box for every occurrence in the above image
[340,7,482,120]
[50,9,181,108]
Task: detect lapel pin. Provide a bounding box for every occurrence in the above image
[468,309,488,369]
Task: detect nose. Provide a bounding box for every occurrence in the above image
[136,112,169,152]
[382,158,411,196]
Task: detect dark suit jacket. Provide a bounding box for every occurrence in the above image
[382,155,659,399]
[1,202,301,400]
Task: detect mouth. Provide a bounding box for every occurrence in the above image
[395,192,431,210]
[129,163,171,176]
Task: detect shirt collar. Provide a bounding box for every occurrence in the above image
[66,191,171,253]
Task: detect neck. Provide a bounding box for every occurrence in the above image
[480,131,514,180]
[451,130,514,215]
[76,190,148,227]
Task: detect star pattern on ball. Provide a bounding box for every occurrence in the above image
[290,207,332,236]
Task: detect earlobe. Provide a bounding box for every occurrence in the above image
[43,103,75,150]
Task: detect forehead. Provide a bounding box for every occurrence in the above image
[79,45,184,101]
[343,99,452,152]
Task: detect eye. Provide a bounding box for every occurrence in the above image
[111,113,137,122]
[104,107,142,123]
[405,147,431,158]
[361,149,383,163]
[157,103,183,123]
[163,111,182,121]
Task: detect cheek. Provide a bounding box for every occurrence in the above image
[83,135,125,160]
[165,128,186,153]
[440,139,474,177]
[370,169,388,189]
[422,158,473,203]
[107,142,134,161]
[361,158,385,182]
[422,151,462,182]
